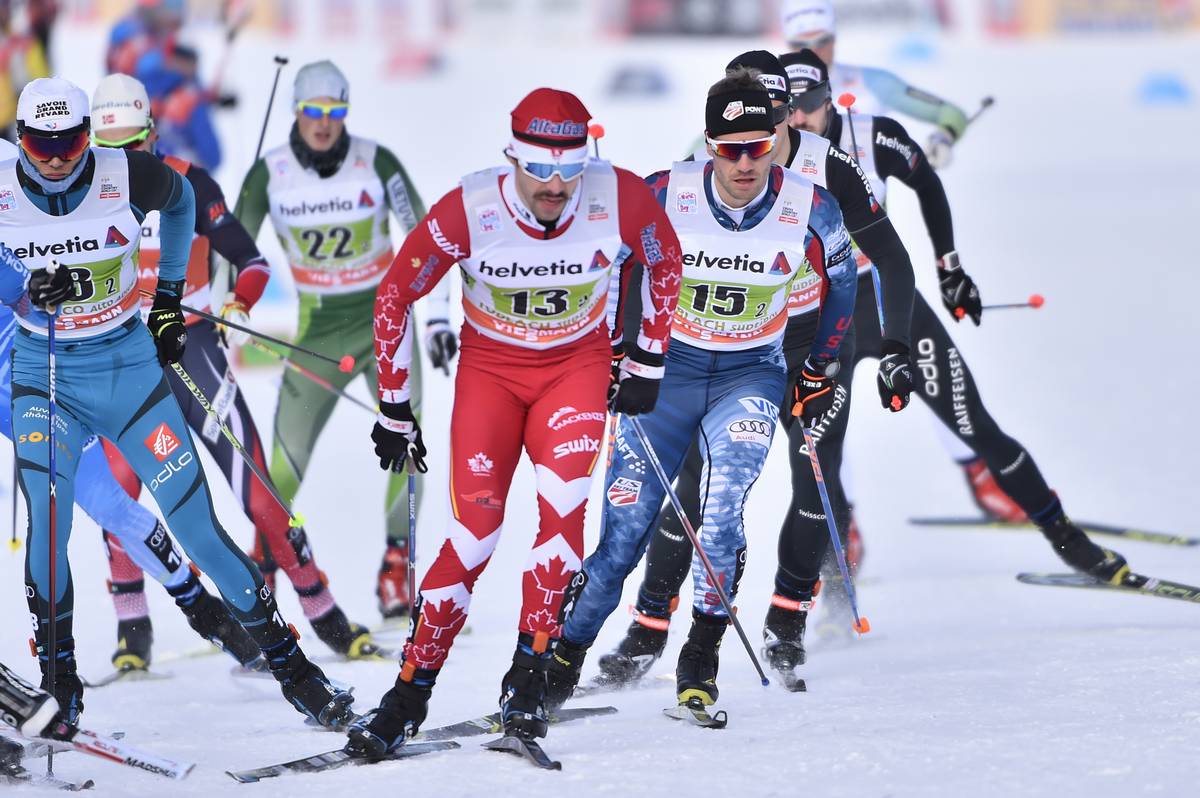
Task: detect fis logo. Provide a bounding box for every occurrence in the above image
[144,423,181,462]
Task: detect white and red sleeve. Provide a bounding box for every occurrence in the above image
[614,168,682,357]
[374,187,469,404]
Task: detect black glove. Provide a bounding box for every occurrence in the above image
[876,340,914,412]
[938,251,982,326]
[424,319,459,373]
[146,281,188,365]
[790,357,839,426]
[609,348,663,416]
[372,401,428,474]
[27,266,73,311]
[607,346,624,407]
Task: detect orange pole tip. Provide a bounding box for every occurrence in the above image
[954,307,965,319]
[288,623,301,640]
[837,92,857,108]
[588,123,606,139]
[1028,293,1045,308]
[854,617,871,634]
[338,355,355,373]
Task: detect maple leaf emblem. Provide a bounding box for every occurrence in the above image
[529,555,573,605]
[524,608,558,635]
[419,597,468,641]
[407,642,447,668]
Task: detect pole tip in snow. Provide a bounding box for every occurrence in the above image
[761,676,770,687]
[837,93,856,109]
[854,617,871,634]
[338,355,355,373]
[589,123,606,140]
[1028,294,1045,309]
[8,538,19,552]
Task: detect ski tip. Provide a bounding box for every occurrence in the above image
[854,617,871,634]
[176,762,197,781]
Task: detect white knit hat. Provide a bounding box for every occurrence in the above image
[17,77,90,133]
[92,73,153,131]
[293,60,349,106]
[781,0,836,43]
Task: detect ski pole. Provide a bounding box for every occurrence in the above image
[836,93,863,162]
[44,260,59,775]
[250,340,375,414]
[254,55,289,163]
[406,448,418,618]
[138,292,355,372]
[979,294,1044,313]
[968,96,995,126]
[9,458,17,552]
[796,422,870,634]
[589,123,605,158]
[167,363,306,529]
[625,416,770,687]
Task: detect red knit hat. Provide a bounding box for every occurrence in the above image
[508,87,591,162]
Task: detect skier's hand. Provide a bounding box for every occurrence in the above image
[147,281,188,365]
[925,127,955,170]
[27,265,73,311]
[372,401,428,474]
[607,346,624,406]
[218,294,251,348]
[876,341,914,412]
[937,251,982,326]
[791,358,839,426]
[609,348,664,417]
[424,319,458,373]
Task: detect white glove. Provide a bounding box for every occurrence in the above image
[925,128,955,170]
[218,293,251,348]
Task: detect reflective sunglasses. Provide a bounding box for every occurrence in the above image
[297,101,349,120]
[790,83,831,114]
[788,33,835,50]
[706,134,777,161]
[517,159,586,183]
[19,128,91,163]
[93,127,152,150]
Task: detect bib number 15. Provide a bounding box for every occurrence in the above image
[691,283,753,318]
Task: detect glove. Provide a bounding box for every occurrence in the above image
[876,341,914,412]
[424,319,458,372]
[937,251,982,326]
[609,348,664,416]
[27,265,73,311]
[218,293,251,348]
[607,346,624,407]
[925,127,955,170]
[790,358,839,426]
[147,281,188,365]
[372,401,428,474]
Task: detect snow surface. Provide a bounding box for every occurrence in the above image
[2,14,1199,797]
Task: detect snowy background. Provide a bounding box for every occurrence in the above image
[2,0,1200,794]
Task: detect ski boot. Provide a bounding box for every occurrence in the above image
[594,610,670,690]
[499,634,551,739]
[675,611,726,707]
[377,544,412,620]
[762,600,808,692]
[545,637,589,710]
[264,636,355,728]
[963,458,1027,522]
[345,675,433,757]
[38,654,83,725]
[1041,515,1128,584]
[176,588,263,667]
[0,736,23,776]
[311,605,382,660]
[111,616,153,672]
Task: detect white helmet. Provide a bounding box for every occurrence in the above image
[293,60,349,106]
[92,73,153,132]
[781,0,836,44]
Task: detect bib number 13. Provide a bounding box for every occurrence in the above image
[502,288,569,318]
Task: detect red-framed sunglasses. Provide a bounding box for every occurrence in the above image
[706,134,777,161]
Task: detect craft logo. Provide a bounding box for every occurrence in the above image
[104,226,129,248]
[358,189,375,208]
[676,189,697,215]
[476,204,502,234]
[769,251,792,276]
[589,249,610,272]
[144,423,181,462]
[607,477,642,506]
[468,452,494,476]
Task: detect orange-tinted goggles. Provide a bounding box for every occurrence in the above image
[20,128,90,163]
[706,134,776,161]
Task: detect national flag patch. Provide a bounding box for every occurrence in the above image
[104,226,129,248]
[144,423,181,462]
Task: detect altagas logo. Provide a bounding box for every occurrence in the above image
[12,236,99,259]
[525,118,586,138]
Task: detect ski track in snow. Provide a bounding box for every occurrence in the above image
[3,16,1199,797]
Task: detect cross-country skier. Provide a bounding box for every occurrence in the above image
[584,49,915,693]
[0,77,353,728]
[89,72,379,664]
[233,60,451,620]
[780,0,971,169]
[545,70,856,715]
[345,87,682,756]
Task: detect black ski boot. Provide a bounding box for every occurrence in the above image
[675,611,726,707]
[38,654,83,725]
[111,616,153,672]
[762,601,807,692]
[499,635,551,739]
[595,613,669,689]
[310,605,380,660]
[176,589,262,667]
[345,676,433,757]
[1041,516,1129,584]
[545,637,589,710]
[264,636,355,728]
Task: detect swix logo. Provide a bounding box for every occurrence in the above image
[358,189,375,208]
[467,452,494,476]
[428,219,465,259]
[553,435,600,459]
[769,252,792,276]
[144,423,181,462]
[589,249,610,272]
[148,450,194,491]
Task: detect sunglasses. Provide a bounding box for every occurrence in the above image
[20,129,91,163]
[706,134,776,162]
[788,33,835,50]
[297,101,349,120]
[790,84,831,114]
[517,159,586,183]
[93,127,152,150]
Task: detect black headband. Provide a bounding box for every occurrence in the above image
[705,89,774,138]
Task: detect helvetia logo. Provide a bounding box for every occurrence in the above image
[11,236,99,259]
[104,226,129,248]
[769,252,791,276]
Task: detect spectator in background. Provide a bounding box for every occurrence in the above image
[0,0,50,141]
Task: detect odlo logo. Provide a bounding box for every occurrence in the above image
[149,451,193,491]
